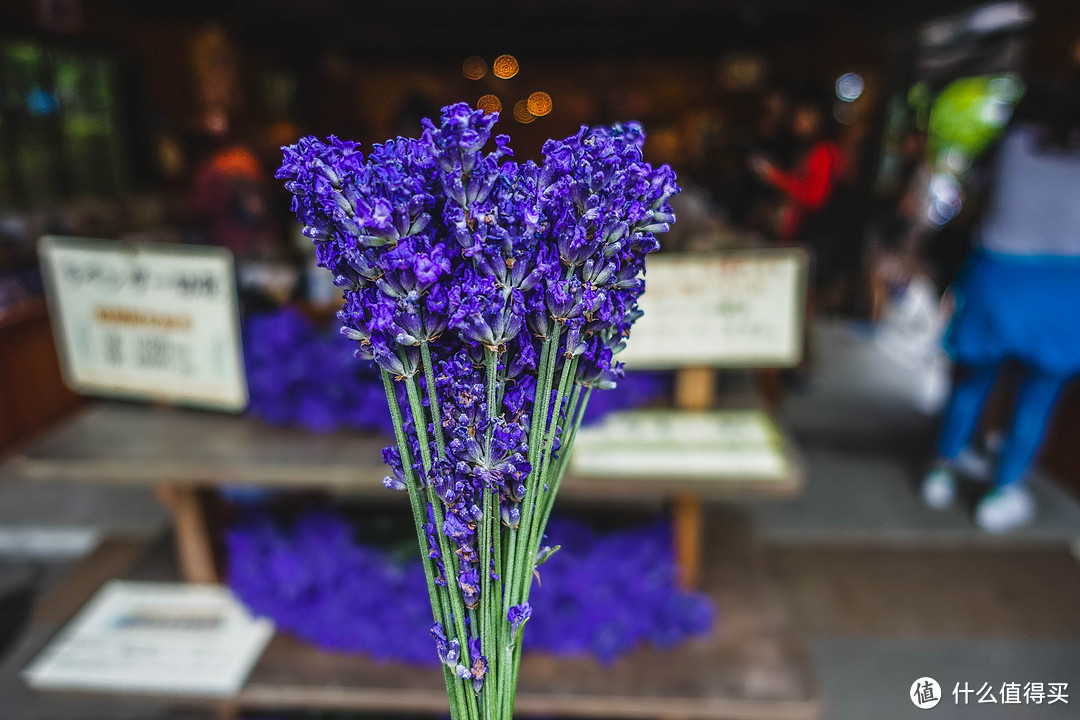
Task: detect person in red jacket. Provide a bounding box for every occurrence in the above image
[751,93,853,300]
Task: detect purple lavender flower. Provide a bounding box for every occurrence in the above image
[277,102,679,718]
[508,603,532,635]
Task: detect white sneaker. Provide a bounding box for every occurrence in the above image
[975,486,1035,534]
[921,466,957,509]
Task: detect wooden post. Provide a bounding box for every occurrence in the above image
[156,484,218,583]
[675,366,715,411]
[671,366,714,589]
[673,492,702,589]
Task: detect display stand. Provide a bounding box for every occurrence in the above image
[6,508,819,720]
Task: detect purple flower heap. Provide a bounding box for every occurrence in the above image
[244,309,393,435]
[278,103,677,720]
[227,510,715,665]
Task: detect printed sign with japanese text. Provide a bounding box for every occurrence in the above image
[24,581,273,696]
[39,236,247,411]
[620,249,807,368]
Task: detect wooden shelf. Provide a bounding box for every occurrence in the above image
[16,509,819,720]
[6,402,802,501]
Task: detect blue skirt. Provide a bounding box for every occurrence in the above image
[946,251,1080,375]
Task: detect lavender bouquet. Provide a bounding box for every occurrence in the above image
[277,103,677,720]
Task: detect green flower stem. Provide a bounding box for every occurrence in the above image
[535,385,591,563]
[513,326,562,599]
[497,329,558,720]
[517,355,576,603]
[404,374,480,720]
[495,349,509,412]
[529,379,582,555]
[381,371,465,718]
[507,380,590,711]
[416,345,480,714]
[480,349,499,720]
[505,338,568,720]
[489,489,502,710]
[419,342,448,458]
[520,358,574,578]
[507,642,523,718]
[500,335,551,625]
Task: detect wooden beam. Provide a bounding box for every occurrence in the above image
[673,493,703,589]
[157,485,218,583]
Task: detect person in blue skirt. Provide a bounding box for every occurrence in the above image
[922,78,1080,532]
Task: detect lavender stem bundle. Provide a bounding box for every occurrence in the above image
[277,103,678,719]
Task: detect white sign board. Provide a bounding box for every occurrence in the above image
[24,581,273,697]
[570,409,792,481]
[621,249,807,368]
[39,236,247,411]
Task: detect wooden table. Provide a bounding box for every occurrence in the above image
[5,401,803,587]
[11,508,819,720]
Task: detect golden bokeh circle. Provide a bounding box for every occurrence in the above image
[526,91,552,117]
[477,94,502,114]
[493,54,519,80]
[462,56,487,80]
[513,99,535,124]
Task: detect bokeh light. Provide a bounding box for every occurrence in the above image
[477,94,502,114]
[835,72,864,102]
[493,54,519,79]
[462,56,487,80]
[513,99,535,124]
[526,91,552,117]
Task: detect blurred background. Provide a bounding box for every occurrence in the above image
[1,0,1080,719]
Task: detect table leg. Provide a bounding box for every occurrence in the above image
[673,493,702,589]
[675,367,715,411]
[156,485,218,583]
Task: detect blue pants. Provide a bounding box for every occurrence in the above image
[937,364,1068,489]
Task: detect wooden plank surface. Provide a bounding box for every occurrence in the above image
[5,402,802,500]
[20,508,819,720]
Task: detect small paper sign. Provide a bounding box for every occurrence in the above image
[39,236,247,411]
[570,409,792,481]
[24,581,273,697]
[621,249,807,368]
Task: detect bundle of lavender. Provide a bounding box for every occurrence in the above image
[277,103,678,720]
